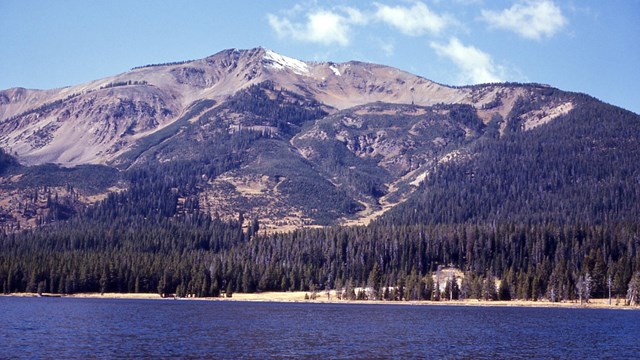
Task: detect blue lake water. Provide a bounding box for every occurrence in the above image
[1,297,639,359]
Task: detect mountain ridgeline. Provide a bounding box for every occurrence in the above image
[1,48,639,303]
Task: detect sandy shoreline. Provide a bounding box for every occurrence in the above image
[2,292,637,310]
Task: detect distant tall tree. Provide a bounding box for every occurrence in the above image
[423,274,434,301]
[498,278,511,301]
[626,272,640,306]
[459,275,472,300]
[576,273,592,304]
[482,274,497,301]
[367,263,381,300]
[157,272,168,297]
[225,282,234,298]
[607,274,612,305]
[443,275,459,300]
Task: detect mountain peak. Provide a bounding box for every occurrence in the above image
[2,46,638,232]
[1,46,573,169]
[207,47,310,76]
[262,49,310,76]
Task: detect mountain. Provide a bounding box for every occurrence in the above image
[0,47,491,167]
[0,47,638,231]
[2,48,640,301]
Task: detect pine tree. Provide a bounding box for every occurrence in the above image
[367,263,381,300]
[626,272,640,306]
[498,278,511,301]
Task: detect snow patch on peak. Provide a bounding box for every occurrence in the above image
[329,64,341,76]
[263,49,309,75]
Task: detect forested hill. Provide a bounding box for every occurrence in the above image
[1,48,640,304]
[1,205,639,304]
[1,94,639,303]
[380,94,640,226]
[5,47,633,230]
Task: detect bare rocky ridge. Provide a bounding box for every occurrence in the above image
[0,48,547,167]
[0,47,581,229]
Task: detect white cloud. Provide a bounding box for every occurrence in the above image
[430,37,503,84]
[440,0,482,5]
[267,7,366,46]
[381,42,395,57]
[268,2,460,48]
[374,1,454,36]
[480,0,567,40]
[341,6,369,26]
[372,37,396,56]
[456,0,482,4]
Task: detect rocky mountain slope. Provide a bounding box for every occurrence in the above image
[0,47,551,167]
[0,47,637,230]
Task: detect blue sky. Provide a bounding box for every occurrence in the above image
[1,1,638,113]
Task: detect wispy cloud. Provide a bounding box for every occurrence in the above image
[372,37,396,57]
[430,37,503,84]
[480,0,567,40]
[374,1,455,36]
[380,41,395,57]
[268,1,457,45]
[267,7,366,46]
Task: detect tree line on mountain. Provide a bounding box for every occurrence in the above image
[2,93,82,124]
[99,80,148,90]
[131,60,194,70]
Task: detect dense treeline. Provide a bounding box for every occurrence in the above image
[0,214,245,296]
[2,215,639,304]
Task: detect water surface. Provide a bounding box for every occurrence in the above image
[1,297,638,359]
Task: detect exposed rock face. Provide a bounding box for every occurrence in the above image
[0,47,540,167]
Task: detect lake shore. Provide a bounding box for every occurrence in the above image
[3,291,637,310]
